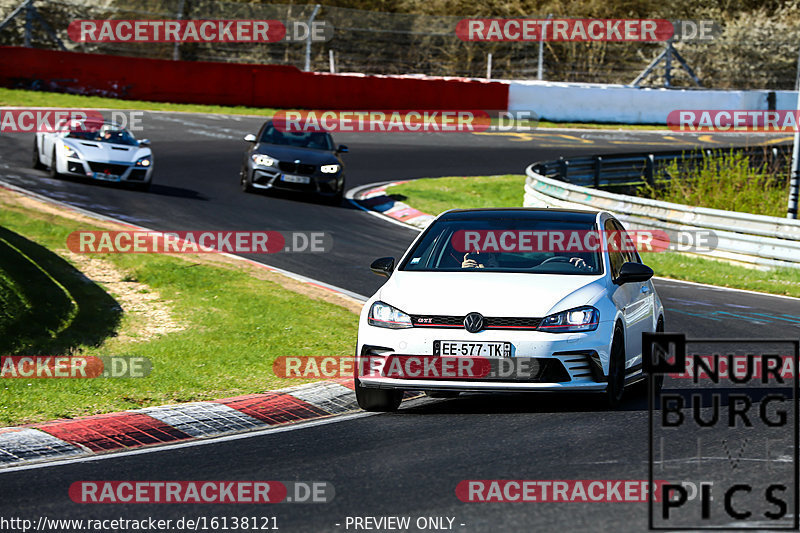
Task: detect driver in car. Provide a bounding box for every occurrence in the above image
[461,251,499,269]
[461,251,592,270]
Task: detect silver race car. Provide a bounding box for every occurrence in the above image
[33,119,153,191]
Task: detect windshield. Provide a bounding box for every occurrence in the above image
[400,217,603,275]
[65,123,139,146]
[260,122,334,150]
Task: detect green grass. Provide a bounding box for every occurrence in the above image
[388,175,526,215]
[0,196,358,426]
[0,88,282,117]
[638,150,790,217]
[387,175,800,298]
[0,88,665,129]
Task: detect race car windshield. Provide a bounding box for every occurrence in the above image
[400,218,604,275]
[66,124,139,146]
[260,123,334,150]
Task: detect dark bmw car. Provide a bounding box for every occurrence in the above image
[240,120,348,203]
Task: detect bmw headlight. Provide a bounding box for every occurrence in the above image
[538,306,598,333]
[368,301,413,329]
[62,144,81,159]
[251,154,276,167]
[320,164,340,174]
[135,156,151,167]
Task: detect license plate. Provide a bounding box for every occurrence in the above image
[281,174,310,184]
[433,341,511,358]
[94,172,120,182]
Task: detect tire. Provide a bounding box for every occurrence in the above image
[605,326,626,408]
[240,171,253,193]
[425,391,460,399]
[32,139,44,170]
[48,148,60,179]
[355,377,403,412]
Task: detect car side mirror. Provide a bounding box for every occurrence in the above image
[370,257,395,278]
[337,144,349,153]
[244,134,257,142]
[614,262,654,285]
[138,139,150,147]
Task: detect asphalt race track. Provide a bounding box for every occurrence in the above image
[1,112,800,531]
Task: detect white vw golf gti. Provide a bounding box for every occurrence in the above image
[355,208,664,411]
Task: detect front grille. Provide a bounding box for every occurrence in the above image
[278,161,316,175]
[410,315,542,330]
[480,358,571,382]
[88,162,129,175]
[128,169,147,181]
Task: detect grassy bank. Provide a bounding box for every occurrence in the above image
[0,88,282,117]
[638,150,790,217]
[0,189,359,426]
[387,175,800,298]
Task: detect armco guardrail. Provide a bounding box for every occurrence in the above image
[524,152,800,270]
[530,145,791,188]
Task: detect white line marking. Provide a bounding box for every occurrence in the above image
[0,179,368,303]
[653,276,800,301]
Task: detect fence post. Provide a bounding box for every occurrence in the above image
[23,0,32,47]
[304,4,321,72]
[172,0,185,60]
[559,157,568,180]
[486,53,492,80]
[329,49,335,73]
[537,14,551,81]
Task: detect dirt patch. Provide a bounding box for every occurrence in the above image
[59,249,184,342]
[0,186,363,314]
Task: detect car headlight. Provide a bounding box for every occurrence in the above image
[538,306,598,333]
[62,144,81,159]
[368,301,413,329]
[135,156,151,167]
[251,154,276,167]
[320,164,340,174]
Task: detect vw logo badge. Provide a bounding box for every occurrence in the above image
[464,312,484,333]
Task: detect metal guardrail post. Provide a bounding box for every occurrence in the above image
[645,154,655,187]
[559,157,568,180]
[594,156,602,188]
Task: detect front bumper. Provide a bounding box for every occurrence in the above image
[250,167,343,196]
[62,158,152,184]
[356,323,615,392]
